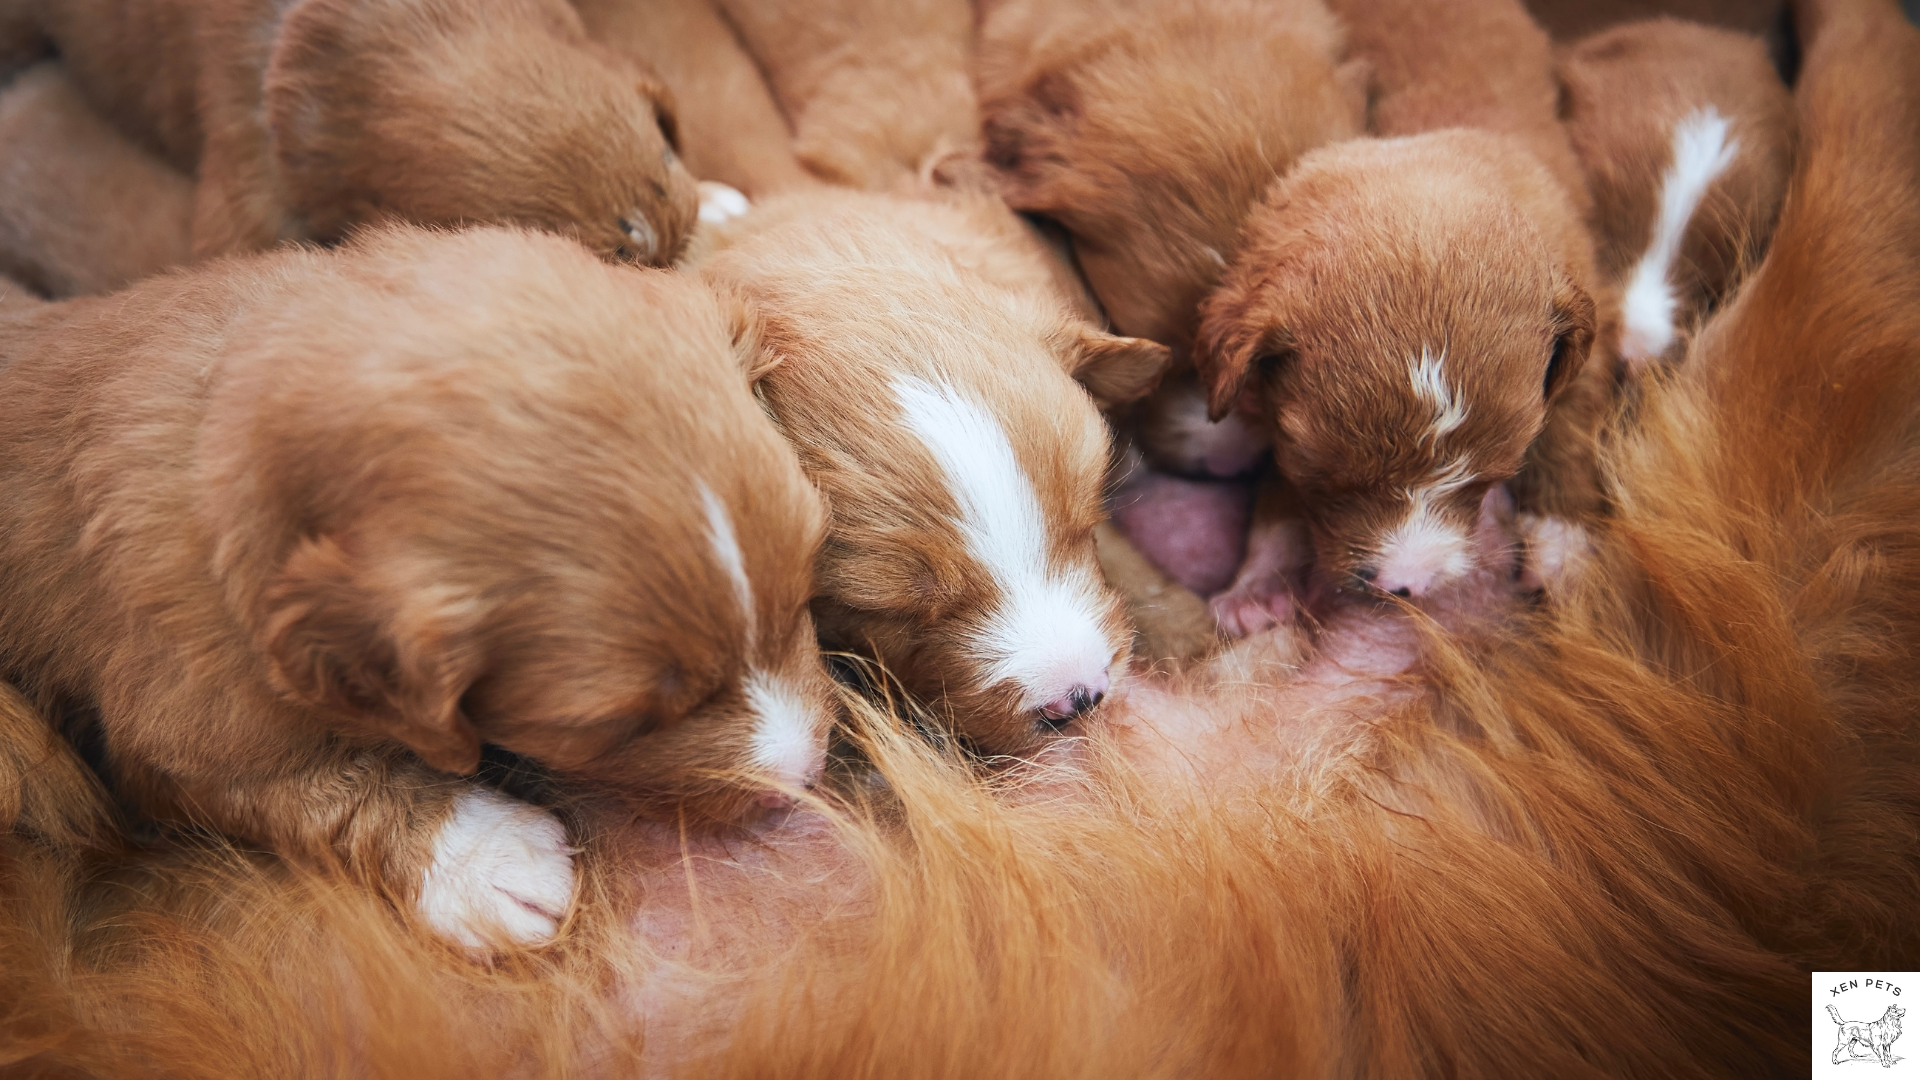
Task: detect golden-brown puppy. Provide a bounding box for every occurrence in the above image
[978,0,1364,349]
[0,226,836,948]
[0,62,193,297]
[572,0,818,198]
[712,0,977,190]
[1559,17,1796,373]
[0,0,698,263]
[696,189,1170,755]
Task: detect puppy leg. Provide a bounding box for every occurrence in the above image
[1210,472,1311,639]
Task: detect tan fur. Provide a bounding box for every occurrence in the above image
[696,188,1169,753]
[978,0,1363,347]
[0,62,192,298]
[0,227,835,917]
[1559,17,1797,368]
[713,0,978,189]
[10,0,697,263]
[1525,0,1786,40]
[0,269,43,311]
[571,0,819,197]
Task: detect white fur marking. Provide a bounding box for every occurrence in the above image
[417,789,577,950]
[697,181,752,225]
[700,482,755,643]
[1409,347,1468,437]
[622,210,659,261]
[1620,107,1740,367]
[744,672,822,783]
[890,376,1113,709]
[1374,458,1478,594]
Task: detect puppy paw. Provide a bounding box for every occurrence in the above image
[418,789,577,950]
[1516,513,1593,594]
[1209,576,1297,639]
[697,181,751,225]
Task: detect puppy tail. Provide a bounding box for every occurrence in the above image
[0,681,120,851]
[1830,1004,1847,1025]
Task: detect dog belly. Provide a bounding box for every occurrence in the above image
[1108,467,1251,596]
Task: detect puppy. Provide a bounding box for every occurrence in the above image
[0,226,836,947]
[0,0,698,262]
[573,0,818,198]
[978,0,1365,348]
[1558,18,1796,373]
[1829,1004,1906,1066]
[0,62,193,297]
[695,189,1171,755]
[713,0,977,190]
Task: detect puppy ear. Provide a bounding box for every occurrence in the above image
[262,536,485,775]
[982,69,1081,207]
[642,77,682,153]
[1067,326,1172,405]
[1196,280,1294,422]
[712,284,786,384]
[1545,276,1597,403]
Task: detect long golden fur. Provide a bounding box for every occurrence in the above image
[4,0,1920,1073]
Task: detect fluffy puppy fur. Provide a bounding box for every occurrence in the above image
[0,269,42,312]
[0,226,837,947]
[711,0,978,190]
[1524,0,1787,40]
[1558,17,1797,372]
[0,0,698,263]
[977,0,1364,348]
[0,62,193,298]
[695,188,1171,755]
[572,0,818,198]
[5,0,1920,1075]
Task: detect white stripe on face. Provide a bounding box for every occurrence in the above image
[1409,347,1468,438]
[743,671,823,784]
[1620,107,1739,368]
[890,376,1114,711]
[1374,457,1478,596]
[700,481,756,643]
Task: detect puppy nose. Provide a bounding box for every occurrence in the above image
[1371,568,1432,599]
[1037,670,1111,727]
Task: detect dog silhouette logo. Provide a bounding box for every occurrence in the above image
[1830,1003,1907,1068]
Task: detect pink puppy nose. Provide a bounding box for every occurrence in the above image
[1037,670,1111,727]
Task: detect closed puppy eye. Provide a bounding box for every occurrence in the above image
[617,215,657,261]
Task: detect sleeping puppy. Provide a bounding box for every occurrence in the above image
[0,62,193,297]
[1557,17,1796,373]
[695,189,1171,756]
[713,0,977,190]
[1198,131,1596,621]
[0,0,698,262]
[573,0,819,198]
[0,226,836,948]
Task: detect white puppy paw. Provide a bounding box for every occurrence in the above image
[1209,575,1297,639]
[1517,513,1594,594]
[697,181,751,225]
[418,789,577,950]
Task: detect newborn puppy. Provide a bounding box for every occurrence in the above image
[696,189,1171,755]
[0,227,835,947]
[1557,17,1796,373]
[0,62,193,297]
[2,0,698,262]
[1199,130,1596,613]
[978,0,1365,348]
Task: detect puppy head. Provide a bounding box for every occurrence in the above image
[702,192,1164,754]
[1197,137,1594,599]
[980,0,1362,345]
[266,0,700,266]
[232,229,831,822]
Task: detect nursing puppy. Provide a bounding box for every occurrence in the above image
[1558,18,1796,372]
[0,0,698,262]
[0,227,835,947]
[713,0,977,190]
[0,62,193,298]
[573,0,817,198]
[696,189,1170,755]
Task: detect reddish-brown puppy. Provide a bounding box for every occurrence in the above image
[696,188,1170,755]
[0,226,836,948]
[0,62,193,297]
[0,0,698,262]
[1558,17,1796,373]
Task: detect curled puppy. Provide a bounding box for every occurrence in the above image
[0,62,193,297]
[4,0,698,262]
[1199,130,1596,615]
[696,189,1171,755]
[1558,17,1796,373]
[0,226,836,948]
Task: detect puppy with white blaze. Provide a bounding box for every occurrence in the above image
[695,188,1172,755]
[0,226,838,950]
